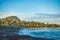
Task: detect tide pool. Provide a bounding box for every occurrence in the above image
[18,28,60,40]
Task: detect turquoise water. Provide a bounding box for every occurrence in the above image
[18,28,60,40]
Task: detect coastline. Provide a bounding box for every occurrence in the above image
[25,28,60,30]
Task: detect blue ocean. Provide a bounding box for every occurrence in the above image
[18,28,60,40]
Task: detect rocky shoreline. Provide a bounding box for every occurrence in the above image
[0,34,54,40]
[0,26,55,40]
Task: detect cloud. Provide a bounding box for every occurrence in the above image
[37,18,60,24]
[26,13,60,24]
[36,13,60,18]
[26,17,60,24]
[0,12,35,20]
[26,13,60,20]
[0,12,17,18]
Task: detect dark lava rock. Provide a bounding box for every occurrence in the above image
[0,34,55,40]
[0,26,55,40]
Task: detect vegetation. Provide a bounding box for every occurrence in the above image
[0,16,60,28]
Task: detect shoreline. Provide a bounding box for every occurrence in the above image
[25,28,60,30]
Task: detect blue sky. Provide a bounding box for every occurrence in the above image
[0,0,60,24]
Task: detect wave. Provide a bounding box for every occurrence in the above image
[18,28,60,40]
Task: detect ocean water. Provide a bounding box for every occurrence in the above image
[18,28,60,40]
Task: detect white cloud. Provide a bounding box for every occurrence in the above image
[0,12,35,20]
[0,12,17,18]
[30,18,60,24]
